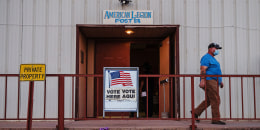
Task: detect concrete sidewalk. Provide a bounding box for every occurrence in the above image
[0,120,260,130]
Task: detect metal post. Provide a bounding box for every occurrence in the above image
[27,81,34,130]
[44,79,46,119]
[158,78,161,119]
[229,77,232,119]
[205,78,207,119]
[190,77,196,130]
[183,77,185,118]
[253,77,256,119]
[58,76,64,130]
[97,77,99,118]
[163,83,165,113]
[17,79,20,119]
[171,78,174,118]
[146,77,148,119]
[72,76,74,119]
[241,77,244,119]
[4,76,7,120]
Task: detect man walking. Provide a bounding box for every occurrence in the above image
[194,43,226,125]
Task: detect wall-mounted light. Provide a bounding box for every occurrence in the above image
[125,30,134,35]
[119,0,131,5]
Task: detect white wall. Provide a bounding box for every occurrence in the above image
[0,0,259,119]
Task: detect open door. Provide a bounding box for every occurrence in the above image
[159,36,170,117]
[77,32,87,118]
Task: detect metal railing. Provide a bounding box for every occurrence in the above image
[0,74,259,130]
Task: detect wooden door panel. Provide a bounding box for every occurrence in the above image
[95,41,130,116]
[159,37,170,115]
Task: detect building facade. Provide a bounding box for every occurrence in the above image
[0,0,260,119]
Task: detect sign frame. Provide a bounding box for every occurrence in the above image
[103,67,139,118]
[20,64,46,81]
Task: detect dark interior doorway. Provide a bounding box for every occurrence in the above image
[130,42,159,74]
[130,42,160,117]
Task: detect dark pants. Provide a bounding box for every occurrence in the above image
[194,80,220,122]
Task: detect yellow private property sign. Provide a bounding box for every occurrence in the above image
[20,64,46,81]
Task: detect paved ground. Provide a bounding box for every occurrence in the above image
[0,120,260,130]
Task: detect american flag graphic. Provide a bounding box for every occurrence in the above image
[110,71,133,87]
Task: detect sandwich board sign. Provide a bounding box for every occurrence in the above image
[103,67,139,118]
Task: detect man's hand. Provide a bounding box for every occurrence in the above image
[199,79,206,88]
[220,82,224,88]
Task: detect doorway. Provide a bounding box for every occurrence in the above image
[130,42,160,117]
[76,25,180,119]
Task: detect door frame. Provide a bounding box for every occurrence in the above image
[75,24,180,119]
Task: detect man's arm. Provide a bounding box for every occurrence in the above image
[199,66,208,88]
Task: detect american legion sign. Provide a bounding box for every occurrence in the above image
[103,10,153,24]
